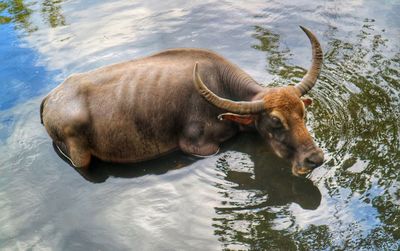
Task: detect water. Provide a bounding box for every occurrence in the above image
[1,0,399,250]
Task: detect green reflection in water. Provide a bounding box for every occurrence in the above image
[212,19,400,250]
[1,0,399,249]
[0,0,37,32]
[41,0,65,28]
[252,26,292,77]
[0,0,65,33]
[314,19,400,248]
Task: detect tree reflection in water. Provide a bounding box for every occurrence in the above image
[1,1,399,249]
[0,0,65,33]
[211,19,399,250]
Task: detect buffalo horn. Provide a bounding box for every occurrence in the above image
[193,63,265,114]
[295,26,323,96]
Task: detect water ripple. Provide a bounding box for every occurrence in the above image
[1,0,400,249]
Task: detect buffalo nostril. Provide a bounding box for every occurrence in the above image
[304,151,324,169]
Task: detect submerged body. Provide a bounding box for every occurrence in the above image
[42,49,251,163]
[41,27,324,176]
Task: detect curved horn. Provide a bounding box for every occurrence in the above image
[295,26,323,96]
[193,63,265,114]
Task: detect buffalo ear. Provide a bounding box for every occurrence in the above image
[302,98,313,107]
[217,113,254,125]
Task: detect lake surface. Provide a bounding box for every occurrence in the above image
[0,0,399,250]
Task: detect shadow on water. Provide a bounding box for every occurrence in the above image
[54,133,321,210]
[1,0,400,249]
[210,134,322,250]
[53,142,198,183]
[220,134,321,210]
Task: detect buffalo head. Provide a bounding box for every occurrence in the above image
[193,26,324,176]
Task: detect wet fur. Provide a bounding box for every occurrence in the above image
[41,48,322,172]
[41,49,259,167]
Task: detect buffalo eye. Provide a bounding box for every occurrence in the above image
[270,116,283,129]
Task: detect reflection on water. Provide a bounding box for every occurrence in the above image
[41,0,65,28]
[1,0,399,250]
[54,142,199,183]
[0,0,37,32]
[0,0,65,33]
[212,135,322,250]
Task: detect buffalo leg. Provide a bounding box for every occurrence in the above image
[179,137,220,157]
[64,137,91,168]
[179,121,221,156]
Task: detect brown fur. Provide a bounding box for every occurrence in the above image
[41,48,323,175]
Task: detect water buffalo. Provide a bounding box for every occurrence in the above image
[40,26,324,176]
